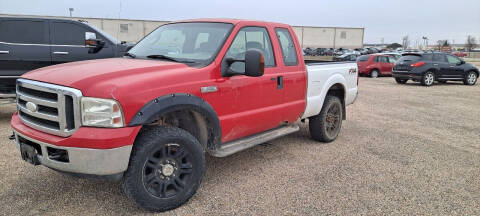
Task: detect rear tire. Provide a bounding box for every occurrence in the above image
[464,71,478,85]
[123,126,205,212]
[309,96,343,142]
[370,69,379,78]
[421,71,435,86]
[395,78,407,84]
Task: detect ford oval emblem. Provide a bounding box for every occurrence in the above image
[26,102,38,112]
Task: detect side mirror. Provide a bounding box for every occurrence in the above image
[459,60,465,65]
[85,32,105,53]
[224,49,265,77]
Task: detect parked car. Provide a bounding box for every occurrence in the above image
[356,54,397,78]
[324,48,335,56]
[392,52,478,86]
[10,19,358,212]
[0,17,134,99]
[334,53,359,61]
[452,51,468,57]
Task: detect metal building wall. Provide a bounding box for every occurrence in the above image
[0,14,364,48]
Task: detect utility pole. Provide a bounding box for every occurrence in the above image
[69,8,74,17]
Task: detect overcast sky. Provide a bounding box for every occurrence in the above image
[1,0,479,44]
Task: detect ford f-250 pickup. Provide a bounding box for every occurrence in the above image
[10,19,358,212]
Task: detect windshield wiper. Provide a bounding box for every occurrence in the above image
[146,54,195,63]
[124,52,136,58]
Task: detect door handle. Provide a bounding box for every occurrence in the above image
[449,66,455,68]
[433,64,438,66]
[53,51,69,55]
[0,50,9,54]
[277,76,283,89]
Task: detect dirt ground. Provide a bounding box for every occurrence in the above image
[0,77,479,215]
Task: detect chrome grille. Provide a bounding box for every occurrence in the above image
[16,79,82,137]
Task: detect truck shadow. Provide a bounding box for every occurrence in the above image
[1,123,315,214]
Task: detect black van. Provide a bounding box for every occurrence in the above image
[0,17,134,98]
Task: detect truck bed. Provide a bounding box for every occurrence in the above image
[301,61,358,119]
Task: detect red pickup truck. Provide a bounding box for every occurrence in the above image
[11,19,358,211]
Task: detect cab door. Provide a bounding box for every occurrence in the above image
[445,54,464,79]
[217,25,285,142]
[50,20,114,64]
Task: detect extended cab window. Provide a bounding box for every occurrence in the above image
[0,20,47,44]
[225,26,275,72]
[446,55,461,64]
[275,28,298,66]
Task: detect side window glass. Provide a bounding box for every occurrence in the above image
[53,22,89,45]
[225,27,275,73]
[388,57,396,63]
[433,54,446,62]
[0,20,46,44]
[275,28,298,66]
[446,55,461,64]
[374,56,379,62]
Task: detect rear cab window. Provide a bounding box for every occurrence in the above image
[0,20,48,44]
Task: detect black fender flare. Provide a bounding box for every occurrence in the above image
[129,93,221,149]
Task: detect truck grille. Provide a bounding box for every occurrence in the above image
[16,79,82,137]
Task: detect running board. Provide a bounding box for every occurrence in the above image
[209,125,300,157]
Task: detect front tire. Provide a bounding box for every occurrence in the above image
[123,126,205,212]
[309,95,343,142]
[370,69,379,78]
[464,71,478,85]
[421,71,435,86]
[395,78,408,84]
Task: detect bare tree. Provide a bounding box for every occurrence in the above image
[465,35,478,52]
[437,40,450,50]
[402,35,410,49]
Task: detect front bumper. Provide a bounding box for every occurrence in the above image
[10,113,141,175]
[13,130,132,175]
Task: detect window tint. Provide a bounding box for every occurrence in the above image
[53,22,89,45]
[357,55,370,62]
[225,27,275,72]
[422,54,433,61]
[433,54,446,62]
[398,55,421,62]
[446,55,461,64]
[375,56,388,62]
[388,57,396,63]
[0,20,46,44]
[275,28,298,66]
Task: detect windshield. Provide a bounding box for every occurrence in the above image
[84,22,121,44]
[128,22,233,65]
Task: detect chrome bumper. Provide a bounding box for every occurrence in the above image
[13,130,132,175]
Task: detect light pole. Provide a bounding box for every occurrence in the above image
[69,8,74,17]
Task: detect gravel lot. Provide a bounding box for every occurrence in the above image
[0,77,479,215]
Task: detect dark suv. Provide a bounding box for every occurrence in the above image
[392,52,479,86]
[0,17,134,98]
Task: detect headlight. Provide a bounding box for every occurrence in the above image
[81,97,125,128]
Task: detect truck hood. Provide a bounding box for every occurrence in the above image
[22,58,192,97]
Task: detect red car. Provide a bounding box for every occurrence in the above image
[452,51,468,57]
[356,54,397,78]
